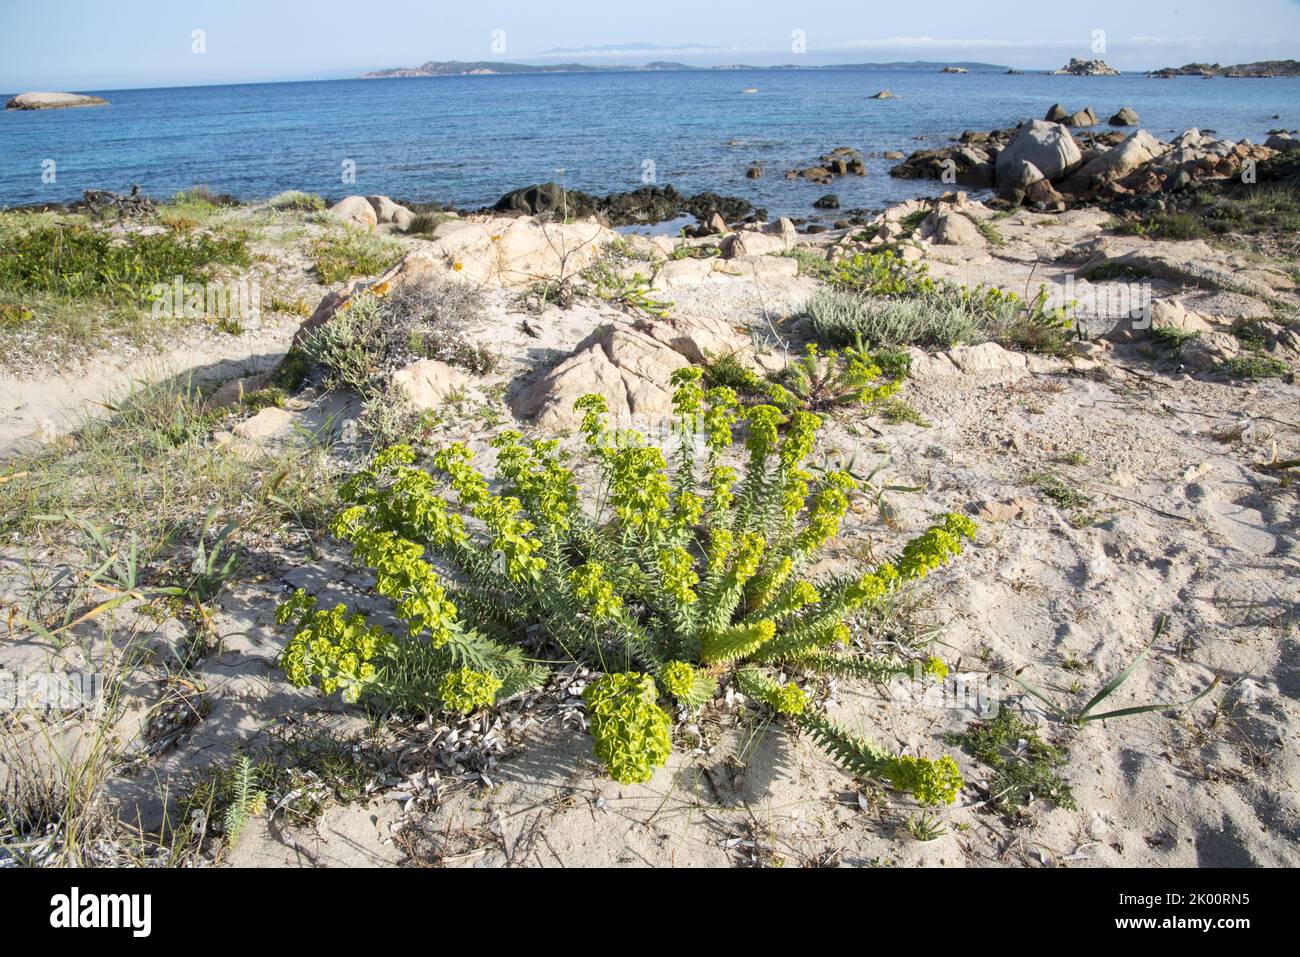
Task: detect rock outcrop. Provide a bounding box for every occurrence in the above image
[512,314,750,432]
[1053,59,1121,77]
[996,120,1082,183]
[329,196,379,230]
[1109,107,1140,126]
[1066,107,1100,128]
[6,92,108,110]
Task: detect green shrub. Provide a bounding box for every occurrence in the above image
[269,190,326,212]
[1115,211,1206,241]
[703,346,903,415]
[806,282,1073,356]
[404,211,451,236]
[804,290,980,349]
[1222,354,1290,380]
[309,230,405,285]
[769,344,902,413]
[1150,326,1200,352]
[299,277,495,397]
[0,224,250,305]
[276,371,976,800]
[974,286,1074,356]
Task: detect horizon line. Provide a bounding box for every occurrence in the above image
[11,57,1298,96]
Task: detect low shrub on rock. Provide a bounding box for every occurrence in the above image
[300,278,495,397]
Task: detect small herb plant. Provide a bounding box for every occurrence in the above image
[705,345,903,416]
[276,369,977,804]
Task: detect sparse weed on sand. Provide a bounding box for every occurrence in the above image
[309,229,405,285]
[0,212,253,362]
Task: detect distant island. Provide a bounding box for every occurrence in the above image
[1149,59,1300,78]
[1052,58,1121,76]
[362,59,1010,78]
[363,60,690,77]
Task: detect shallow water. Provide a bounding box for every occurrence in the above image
[2,69,1296,217]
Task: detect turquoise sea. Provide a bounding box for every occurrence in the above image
[1,68,1296,217]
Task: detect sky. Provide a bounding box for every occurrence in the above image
[2,0,1299,90]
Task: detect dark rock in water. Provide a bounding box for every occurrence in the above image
[1046,104,1070,122]
[813,194,841,209]
[494,182,570,216]
[1110,107,1140,126]
[685,191,756,225]
[871,90,899,99]
[745,162,764,179]
[890,126,1017,184]
[490,183,754,228]
[805,224,829,234]
[788,166,834,185]
[1066,107,1100,128]
[821,146,866,176]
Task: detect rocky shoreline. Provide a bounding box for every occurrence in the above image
[887,107,1296,213]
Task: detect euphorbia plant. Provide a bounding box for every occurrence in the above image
[277,368,975,805]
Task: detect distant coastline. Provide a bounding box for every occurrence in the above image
[360,57,1300,80]
[361,59,1013,78]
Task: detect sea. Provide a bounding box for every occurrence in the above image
[1,68,1296,220]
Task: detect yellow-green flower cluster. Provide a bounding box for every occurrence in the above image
[897,513,977,581]
[703,387,741,453]
[843,350,902,405]
[437,666,503,714]
[730,532,766,585]
[779,411,820,471]
[657,546,699,606]
[670,366,705,422]
[706,527,734,573]
[568,562,623,621]
[744,405,784,464]
[708,465,737,516]
[609,444,673,536]
[672,490,703,530]
[766,580,821,618]
[795,471,857,553]
[277,592,394,704]
[339,446,469,551]
[844,563,899,609]
[884,754,964,807]
[492,432,578,531]
[781,468,813,521]
[574,393,610,448]
[738,669,808,716]
[332,511,461,647]
[922,656,949,681]
[659,660,699,701]
[584,672,673,785]
[434,443,546,582]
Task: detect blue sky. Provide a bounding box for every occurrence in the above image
[2,0,1298,90]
